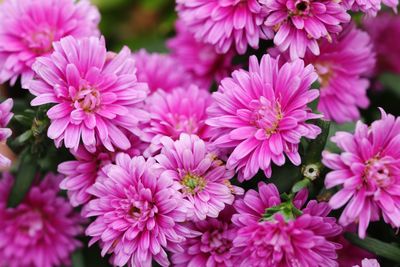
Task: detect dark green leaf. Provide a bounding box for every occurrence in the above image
[72,250,86,267]
[292,178,311,193]
[379,73,400,97]
[345,233,400,262]
[14,130,33,144]
[7,152,37,207]
[303,119,330,164]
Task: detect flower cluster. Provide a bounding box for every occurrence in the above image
[1,0,398,266]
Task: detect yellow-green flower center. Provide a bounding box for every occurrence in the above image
[181,173,206,194]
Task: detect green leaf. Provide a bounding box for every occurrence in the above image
[325,122,356,153]
[72,250,85,267]
[345,233,400,262]
[379,73,400,97]
[303,119,330,164]
[14,130,33,145]
[292,178,311,193]
[7,152,37,207]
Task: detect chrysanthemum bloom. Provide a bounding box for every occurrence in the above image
[167,20,235,88]
[85,154,193,267]
[171,206,240,266]
[363,13,400,75]
[232,182,342,266]
[0,173,83,267]
[176,0,273,54]
[304,26,375,123]
[155,134,241,221]
[354,259,380,267]
[0,0,100,85]
[0,98,13,168]
[323,109,400,238]
[343,0,398,17]
[27,36,149,152]
[260,0,350,59]
[143,85,213,156]
[207,55,321,181]
[132,49,192,94]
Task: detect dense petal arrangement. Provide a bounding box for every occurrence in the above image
[232,182,342,266]
[363,13,400,75]
[0,98,13,168]
[207,54,321,181]
[27,36,149,152]
[167,20,236,88]
[305,26,375,123]
[171,206,240,266]
[85,154,192,267]
[132,49,192,94]
[354,259,381,267]
[0,173,83,267]
[323,109,400,238]
[0,0,100,85]
[155,134,241,221]
[176,0,273,54]
[343,0,398,17]
[143,85,213,155]
[260,0,350,59]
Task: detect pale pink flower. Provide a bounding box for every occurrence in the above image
[305,25,375,123]
[171,206,240,267]
[0,98,13,168]
[323,109,400,238]
[155,134,242,221]
[232,182,342,267]
[85,154,194,267]
[176,0,273,54]
[143,85,213,156]
[363,13,400,75]
[207,55,321,181]
[353,259,380,267]
[0,173,83,267]
[167,20,236,88]
[260,0,350,59]
[343,0,398,17]
[133,49,192,93]
[0,0,99,85]
[27,36,149,152]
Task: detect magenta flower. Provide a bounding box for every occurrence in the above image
[232,182,342,267]
[207,55,321,181]
[155,134,242,221]
[176,0,273,54]
[167,20,236,88]
[0,0,99,85]
[0,98,13,169]
[354,259,380,267]
[260,0,350,59]
[323,109,400,238]
[133,49,192,94]
[143,85,213,156]
[0,173,83,267]
[363,13,400,75]
[305,25,375,123]
[85,154,193,267]
[171,206,240,266]
[27,36,149,152]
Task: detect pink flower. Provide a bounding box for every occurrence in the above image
[0,173,83,267]
[0,98,13,168]
[363,13,400,75]
[155,134,242,221]
[260,0,350,59]
[27,36,149,152]
[305,25,375,123]
[171,206,240,266]
[85,154,193,267]
[323,109,400,238]
[343,0,398,17]
[133,49,192,94]
[143,85,213,156]
[232,182,342,267]
[167,20,236,88]
[354,259,380,267]
[176,0,273,54]
[0,0,99,86]
[207,55,321,181]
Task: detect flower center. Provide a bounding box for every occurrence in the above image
[19,210,44,237]
[251,97,283,137]
[173,115,199,137]
[181,173,206,194]
[76,87,101,113]
[295,0,310,13]
[315,63,333,88]
[203,229,232,255]
[364,156,393,188]
[128,206,142,218]
[26,28,55,55]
